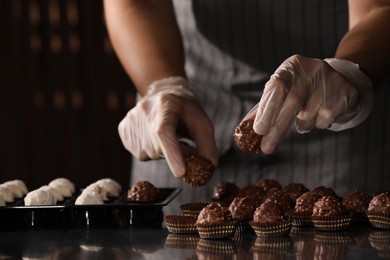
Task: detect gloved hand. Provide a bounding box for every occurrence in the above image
[241,55,374,154]
[118,76,218,178]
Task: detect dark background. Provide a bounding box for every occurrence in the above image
[0,0,134,189]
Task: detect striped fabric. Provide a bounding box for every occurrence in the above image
[131,0,390,214]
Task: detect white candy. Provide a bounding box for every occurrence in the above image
[0,194,5,206]
[24,189,56,206]
[38,185,64,201]
[95,179,121,197]
[75,191,104,205]
[83,183,108,201]
[48,178,75,197]
[2,180,28,198]
[0,185,14,203]
[97,178,121,192]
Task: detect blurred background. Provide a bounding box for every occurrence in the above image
[0,0,135,189]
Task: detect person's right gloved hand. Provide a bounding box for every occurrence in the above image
[239,55,374,154]
[118,76,218,178]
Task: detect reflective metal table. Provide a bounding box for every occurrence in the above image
[0,227,389,259]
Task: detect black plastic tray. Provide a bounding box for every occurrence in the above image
[0,188,181,230]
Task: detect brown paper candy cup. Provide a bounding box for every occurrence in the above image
[164,214,198,234]
[196,221,237,239]
[289,212,313,227]
[312,215,352,231]
[368,213,390,229]
[249,219,292,238]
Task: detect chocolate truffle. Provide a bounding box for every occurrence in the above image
[368,192,390,214]
[229,196,256,221]
[196,202,232,225]
[262,188,293,210]
[258,179,282,192]
[127,180,159,202]
[237,184,265,207]
[311,186,338,198]
[283,183,309,201]
[295,192,322,214]
[312,196,345,217]
[233,119,262,153]
[211,181,239,205]
[343,190,372,214]
[183,154,215,187]
[253,201,284,224]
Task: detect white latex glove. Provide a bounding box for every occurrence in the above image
[242,55,373,154]
[118,76,218,178]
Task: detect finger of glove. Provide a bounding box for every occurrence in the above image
[296,87,324,133]
[182,106,218,168]
[158,126,187,178]
[260,75,310,154]
[253,79,288,136]
[261,99,299,154]
[118,109,150,161]
[147,95,187,178]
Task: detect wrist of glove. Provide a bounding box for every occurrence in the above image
[145,76,202,103]
[244,54,375,154]
[324,58,374,131]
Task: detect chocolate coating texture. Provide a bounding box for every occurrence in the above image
[196,202,232,225]
[258,179,282,193]
[228,196,256,221]
[253,201,284,224]
[311,186,338,198]
[295,192,322,214]
[233,119,262,153]
[183,154,215,187]
[127,180,159,202]
[368,192,390,214]
[342,190,372,214]
[211,181,239,205]
[312,196,345,217]
[237,184,265,207]
[283,183,310,201]
[262,188,293,211]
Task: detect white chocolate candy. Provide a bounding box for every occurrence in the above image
[95,179,121,197]
[0,185,14,203]
[0,194,5,206]
[48,178,75,197]
[83,183,108,201]
[2,180,28,198]
[38,185,64,201]
[75,191,104,205]
[24,189,56,206]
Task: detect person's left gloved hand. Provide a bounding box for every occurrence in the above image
[240,54,373,154]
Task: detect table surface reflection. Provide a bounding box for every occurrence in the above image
[0,227,389,259]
